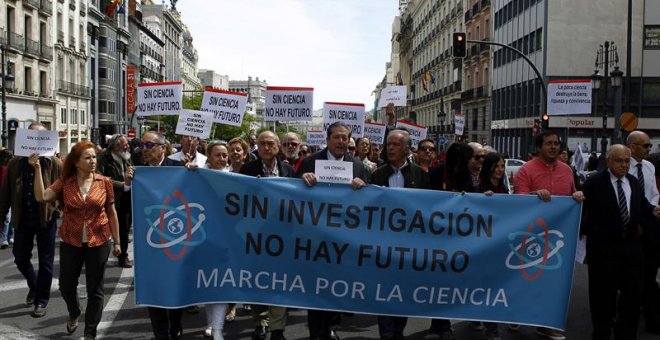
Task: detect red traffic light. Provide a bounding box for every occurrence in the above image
[542,114,549,121]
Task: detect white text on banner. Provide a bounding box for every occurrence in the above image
[396,120,428,148]
[175,110,214,139]
[14,128,59,157]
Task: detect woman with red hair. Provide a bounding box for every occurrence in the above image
[30,141,120,340]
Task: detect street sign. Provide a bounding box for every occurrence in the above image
[438,136,447,145]
[620,112,638,132]
[127,129,136,139]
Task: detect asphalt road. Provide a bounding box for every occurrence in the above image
[1,242,658,340]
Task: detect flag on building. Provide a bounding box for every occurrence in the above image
[106,0,122,16]
[430,73,436,84]
[422,71,431,92]
[118,0,126,14]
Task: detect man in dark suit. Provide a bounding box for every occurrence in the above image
[96,134,134,268]
[137,131,184,340]
[240,131,294,340]
[371,129,429,340]
[582,144,660,340]
[296,121,367,340]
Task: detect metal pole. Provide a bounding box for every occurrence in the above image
[1,45,7,148]
[613,85,623,145]
[625,0,632,112]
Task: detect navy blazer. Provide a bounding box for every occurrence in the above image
[582,169,655,260]
[295,148,366,181]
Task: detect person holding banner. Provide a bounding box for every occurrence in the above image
[370,129,430,340]
[297,121,367,340]
[29,141,121,339]
[240,131,295,340]
[137,131,186,339]
[169,135,207,168]
[0,123,62,319]
[514,131,584,340]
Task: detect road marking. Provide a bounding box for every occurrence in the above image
[0,323,49,339]
[96,246,135,337]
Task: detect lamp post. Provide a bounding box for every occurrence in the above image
[591,70,604,156]
[610,66,624,144]
[1,44,13,148]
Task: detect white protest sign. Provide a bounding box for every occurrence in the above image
[175,110,214,139]
[314,160,354,185]
[264,86,314,122]
[547,79,592,115]
[363,122,387,145]
[14,128,59,157]
[322,102,365,138]
[378,85,408,108]
[454,114,466,136]
[396,120,428,148]
[200,88,248,127]
[136,81,183,116]
[306,130,325,146]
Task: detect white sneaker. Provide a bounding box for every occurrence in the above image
[204,326,212,337]
[0,240,8,249]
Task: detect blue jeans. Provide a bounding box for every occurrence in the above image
[12,218,57,307]
[1,209,12,242]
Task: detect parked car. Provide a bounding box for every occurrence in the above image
[505,158,526,180]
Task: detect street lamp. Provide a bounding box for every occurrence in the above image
[137,116,146,138]
[1,44,16,148]
[591,70,605,156]
[610,66,624,144]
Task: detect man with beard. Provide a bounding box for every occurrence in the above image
[281,132,304,172]
[96,134,135,268]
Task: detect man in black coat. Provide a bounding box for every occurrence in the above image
[137,131,184,340]
[296,121,367,340]
[370,129,429,340]
[582,144,660,340]
[240,131,294,340]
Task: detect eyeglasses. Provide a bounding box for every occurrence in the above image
[138,141,163,149]
[472,155,485,160]
[348,146,356,151]
[635,143,652,149]
[420,146,435,152]
[283,142,299,148]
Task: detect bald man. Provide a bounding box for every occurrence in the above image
[582,144,660,340]
[626,131,660,334]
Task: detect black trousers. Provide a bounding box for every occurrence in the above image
[307,309,340,339]
[59,241,111,338]
[587,242,643,340]
[641,219,660,328]
[117,196,132,258]
[377,316,408,338]
[147,307,184,340]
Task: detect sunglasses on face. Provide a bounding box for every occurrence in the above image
[138,141,163,149]
[473,155,485,160]
[283,142,299,148]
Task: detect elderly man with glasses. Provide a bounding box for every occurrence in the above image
[281,132,304,172]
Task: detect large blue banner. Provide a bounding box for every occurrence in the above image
[132,167,581,330]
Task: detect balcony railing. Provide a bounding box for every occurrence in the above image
[7,32,26,51]
[24,0,40,9]
[39,0,53,15]
[25,37,40,55]
[40,43,53,61]
[59,80,89,96]
[465,9,472,22]
[98,113,117,122]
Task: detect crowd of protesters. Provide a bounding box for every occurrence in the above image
[1,115,660,340]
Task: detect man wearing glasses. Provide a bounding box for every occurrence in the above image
[416,139,436,172]
[514,131,584,340]
[468,142,486,188]
[626,130,660,334]
[281,132,304,172]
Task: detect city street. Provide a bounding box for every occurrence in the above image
[0,242,658,340]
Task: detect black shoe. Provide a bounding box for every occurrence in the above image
[251,326,268,340]
[438,330,456,340]
[25,290,35,306]
[30,304,47,318]
[170,328,183,340]
[118,256,133,268]
[270,330,286,340]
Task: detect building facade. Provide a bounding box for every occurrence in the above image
[198,69,228,90]
[180,24,201,95]
[1,0,57,150]
[228,76,267,117]
[142,1,181,82]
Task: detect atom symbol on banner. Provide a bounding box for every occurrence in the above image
[505,218,564,281]
[144,190,207,260]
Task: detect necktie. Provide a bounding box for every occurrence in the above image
[617,179,630,227]
[637,163,644,192]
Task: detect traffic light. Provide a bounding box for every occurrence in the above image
[452,32,466,58]
[541,114,549,129]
